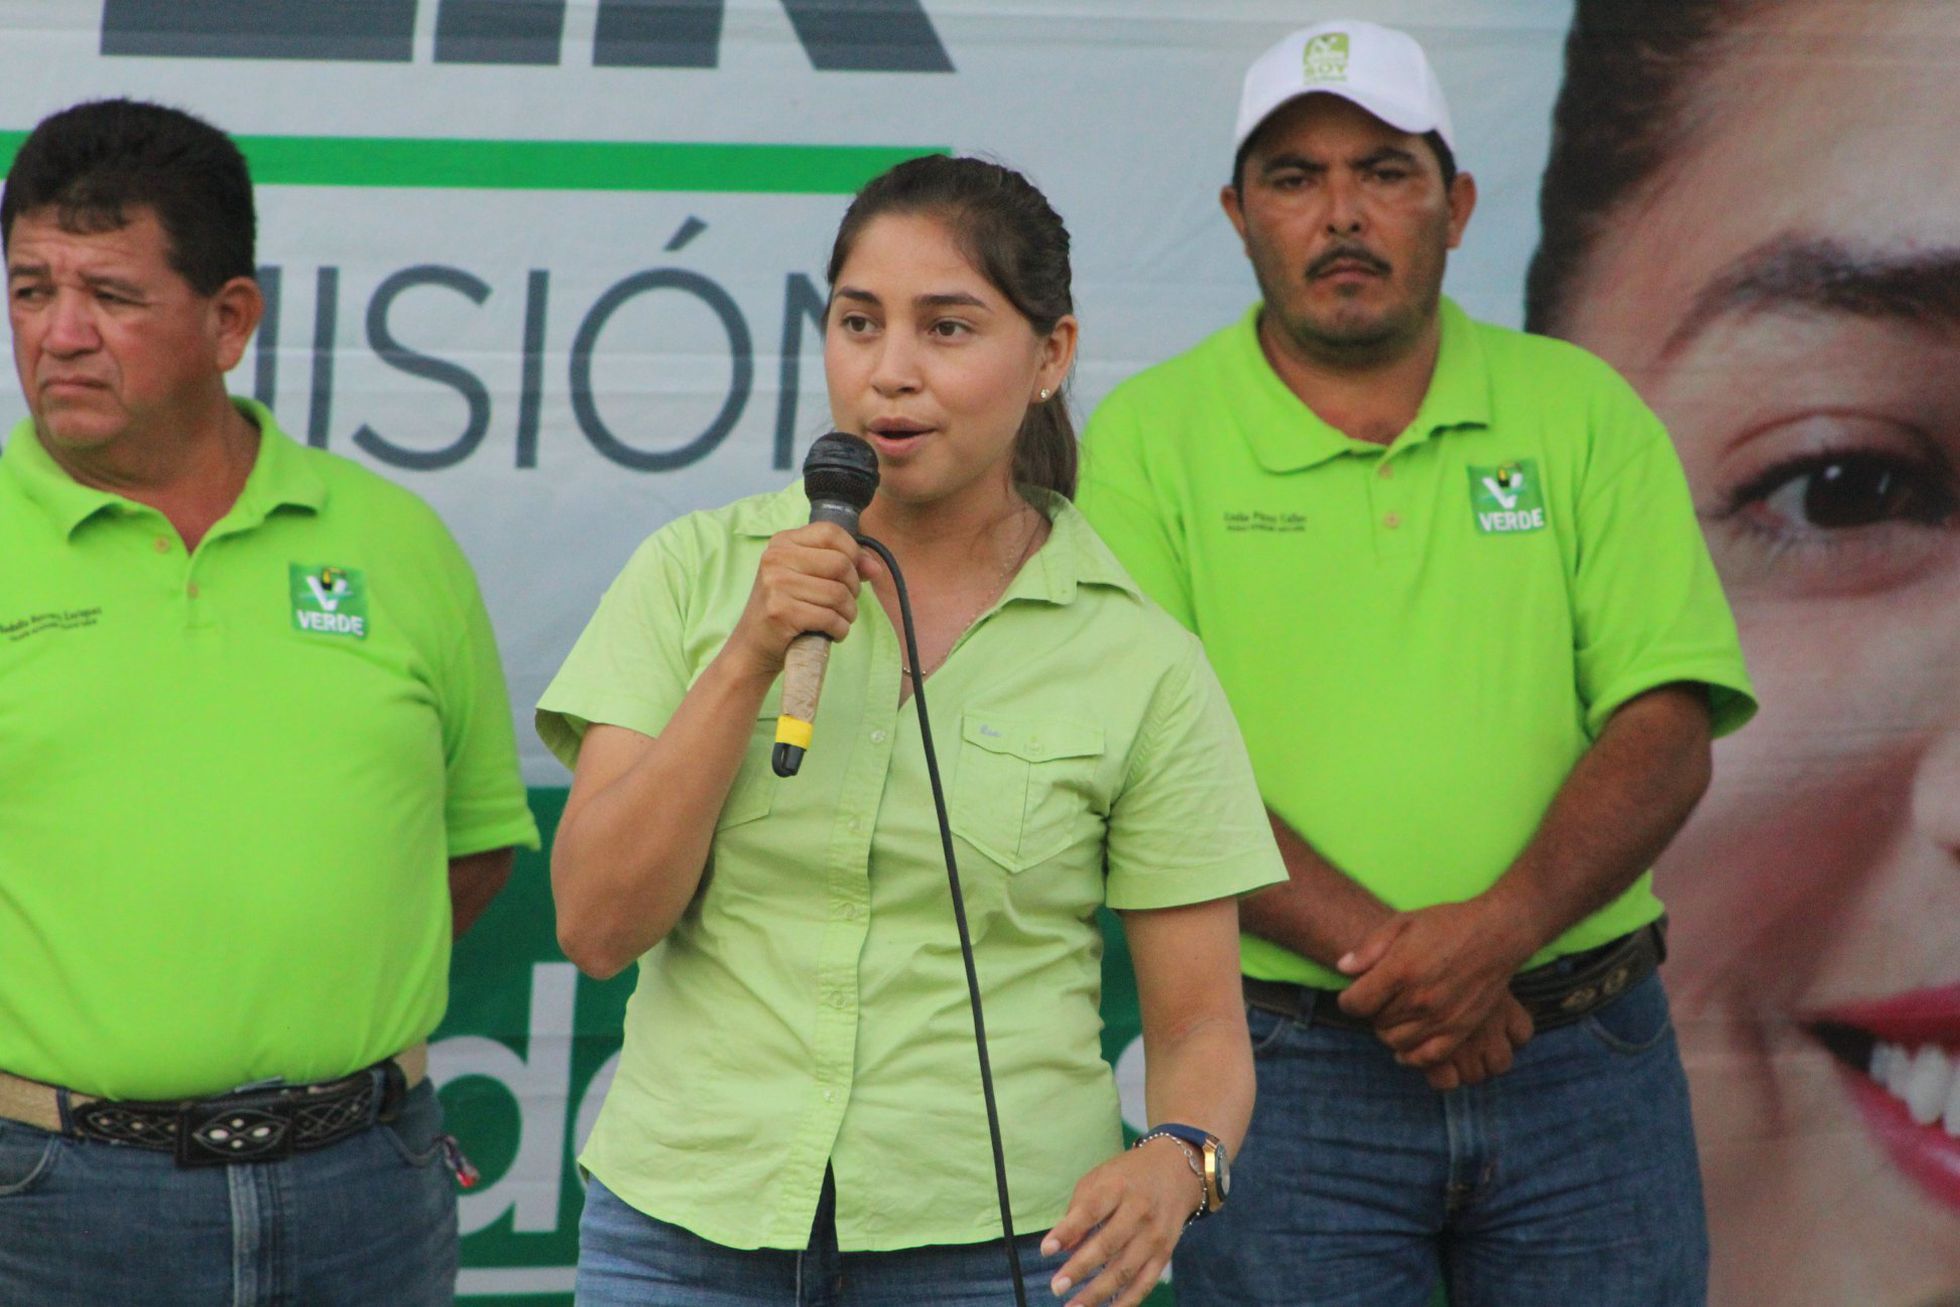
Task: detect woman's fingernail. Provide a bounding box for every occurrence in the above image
[1050,1275,1073,1297]
[1040,1237,1060,1256]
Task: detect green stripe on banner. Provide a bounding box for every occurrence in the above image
[0,134,944,193]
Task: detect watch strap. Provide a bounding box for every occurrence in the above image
[1136,1123,1226,1217]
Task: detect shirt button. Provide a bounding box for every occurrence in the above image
[153,537,170,554]
[824,1090,835,1102]
[186,582,200,599]
[870,729,887,744]
[1383,512,1402,530]
[1379,463,1394,479]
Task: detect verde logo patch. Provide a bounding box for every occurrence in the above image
[290,564,369,638]
[1468,461,1548,535]
[1303,32,1350,82]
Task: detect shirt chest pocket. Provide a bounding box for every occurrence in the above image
[717,697,784,831]
[950,713,1106,873]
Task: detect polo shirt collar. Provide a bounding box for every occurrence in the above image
[226,398,328,527]
[1408,298,1493,446]
[0,417,121,537]
[1232,295,1493,474]
[732,480,1137,607]
[0,396,326,539]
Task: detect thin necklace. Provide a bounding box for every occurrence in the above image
[900,505,1045,680]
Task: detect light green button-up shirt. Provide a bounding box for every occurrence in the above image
[537,484,1282,1251]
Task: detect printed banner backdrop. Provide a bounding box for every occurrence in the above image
[2,3,1953,1304]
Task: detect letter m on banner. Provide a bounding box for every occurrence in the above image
[100,0,953,72]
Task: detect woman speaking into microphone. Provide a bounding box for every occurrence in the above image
[537,154,1283,1307]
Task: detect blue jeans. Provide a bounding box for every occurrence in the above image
[1175,971,1707,1307]
[577,1170,1071,1306]
[0,1078,457,1306]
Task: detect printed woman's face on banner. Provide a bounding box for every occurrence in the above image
[1549,3,1960,1303]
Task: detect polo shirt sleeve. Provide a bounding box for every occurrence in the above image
[1077,394,1198,632]
[432,538,542,857]
[1571,390,1758,740]
[535,527,697,772]
[1103,630,1286,910]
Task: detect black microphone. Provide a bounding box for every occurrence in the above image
[772,432,880,777]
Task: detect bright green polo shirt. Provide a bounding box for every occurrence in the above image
[0,400,538,1099]
[537,484,1283,1251]
[1078,299,1755,990]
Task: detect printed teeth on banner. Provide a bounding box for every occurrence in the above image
[1867,1040,1960,1136]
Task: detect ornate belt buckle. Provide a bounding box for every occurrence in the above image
[177,1091,296,1166]
[69,1098,177,1150]
[1599,962,1633,999]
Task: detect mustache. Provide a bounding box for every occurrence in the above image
[1307,244,1391,278]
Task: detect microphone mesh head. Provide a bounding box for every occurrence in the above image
[803,432,880,511]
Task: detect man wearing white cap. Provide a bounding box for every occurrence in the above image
[1077,19,1756,1305]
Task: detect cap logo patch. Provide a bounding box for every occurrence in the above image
[1302,32,1350,83]
[290,563,369,638]
[1468,461,1548,535]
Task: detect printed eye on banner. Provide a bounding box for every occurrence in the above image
[98,0,953,73]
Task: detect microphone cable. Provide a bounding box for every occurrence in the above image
[856,531,1030,1307]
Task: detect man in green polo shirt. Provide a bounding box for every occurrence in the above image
[1077,20,1754,1307]
[0,100,537,1305]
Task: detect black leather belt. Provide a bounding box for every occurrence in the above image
[55,1059,410,1167]
[1244,919,1666,1036]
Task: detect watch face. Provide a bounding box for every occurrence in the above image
[1214,1140,1231,1199]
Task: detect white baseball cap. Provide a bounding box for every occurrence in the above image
[1233,20,1455,160]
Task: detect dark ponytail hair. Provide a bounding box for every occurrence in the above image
[825,154,1078,499]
